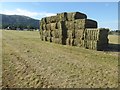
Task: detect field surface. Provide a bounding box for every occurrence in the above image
[2,30,119,88]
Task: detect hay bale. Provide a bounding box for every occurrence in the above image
[51,37,54,42]
[67,30,73,39]
[42,24,47,30]
[56,21,62,29]
[85,19,98,28]
[85,29,99,41]
[56,21,67,31]
[42,36,45,41]
[65,21,75,30]
[59,38,62,44]
[53,29,60,38]
[42,30,46,36]
[47,30,51,37]
[51,31,54,37]
[67,12,87,21]
[66,38,70,45]
[57,12,67,21]
[62,37,67,45]
[51,23,57,30]
[46,17,51,24]
[74,19,85,29]
[50,16,57,23]
[75,19,98,29]
[46,24,51,30]
[39,30,43,41]
[75,29,84,39]
[84,28,109,50]
[42,36,47,41]
[41,18,46,24]
[98,28,109,40]
[53,38,61,44]
[73,39,77,46]
[40,21,43,30]
[45,37,52,42]
[54,30,59,38]
[46,37,50,41]
[70,39,75,46]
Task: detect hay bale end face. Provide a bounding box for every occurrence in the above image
[39,12,109,51]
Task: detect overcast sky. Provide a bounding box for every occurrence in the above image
[0,2,118,30]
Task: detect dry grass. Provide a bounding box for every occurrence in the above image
[108,35,119,44]
[2,30,118,88]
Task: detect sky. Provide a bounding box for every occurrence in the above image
[0,2,118,30]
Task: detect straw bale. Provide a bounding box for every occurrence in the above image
[67,30,73,39]
[46,17,51,24]
[70,39,74,46]
[47,30,51,37]
[56,21,62,29]
[57,12,67,21]
[73,39,77,46]
[41,18,46,24]
[42,36,45,41]
[66,38,70,45]
[51,31,55,37]
[75,29,84,39]
[75,19,97,29]
[62,37,67,45]
[54,29,60,38]
[46,37,50,41]
[74,19,85,29]
[50,16,57,23]
[67,12,87,21]
[53,38,61,44]
[46,24,51,30]
[85,19,98,28]
[42,30,46,36]
[65,21,75,30]
[42,24,47,30]
[42,36,47,41]
[51,37,54,42]
[39,30,43,41]
[51,23,57,30]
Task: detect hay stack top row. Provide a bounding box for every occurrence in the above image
[40,12,97,25]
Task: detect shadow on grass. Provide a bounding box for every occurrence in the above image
[106,43,120,52]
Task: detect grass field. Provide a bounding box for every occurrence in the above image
[2,30,119,88]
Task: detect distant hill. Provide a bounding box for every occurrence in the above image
[0,14,40,30]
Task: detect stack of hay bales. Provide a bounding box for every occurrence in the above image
[84,28,109,50]
[40,15,67,44]
[39,12,109,51]
[72,19,98,47]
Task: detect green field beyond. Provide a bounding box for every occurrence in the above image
[2,30,119,88]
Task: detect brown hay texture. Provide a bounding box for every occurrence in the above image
[39,12,109,50]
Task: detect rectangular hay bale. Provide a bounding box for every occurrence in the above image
[65,21,75,30]
[51,23,57,30]
[67,12,87,21]
[57,12,67,21]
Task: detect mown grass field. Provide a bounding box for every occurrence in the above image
[2,30,119,88]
